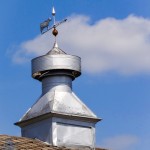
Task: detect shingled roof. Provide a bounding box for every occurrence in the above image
[0,135,107,150]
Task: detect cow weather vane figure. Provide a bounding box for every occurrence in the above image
[40,7,67,39]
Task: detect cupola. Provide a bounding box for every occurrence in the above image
[15,7,101,150]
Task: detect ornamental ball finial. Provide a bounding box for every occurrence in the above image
[52,28,58,36]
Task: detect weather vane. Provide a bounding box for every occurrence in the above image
[40,7,67,38]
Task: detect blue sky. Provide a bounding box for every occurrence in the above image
[1,0,150,149]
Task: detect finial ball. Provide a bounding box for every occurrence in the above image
[52,28,58,36]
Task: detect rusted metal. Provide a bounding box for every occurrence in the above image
[52,28,58,36]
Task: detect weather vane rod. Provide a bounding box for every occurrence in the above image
[40,7,67,38]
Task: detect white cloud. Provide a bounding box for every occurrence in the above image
[101,135,139,150]
[11,14,150,75]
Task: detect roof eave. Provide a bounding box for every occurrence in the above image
[15,112,102,127]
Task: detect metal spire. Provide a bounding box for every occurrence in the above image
[52,7,56,25]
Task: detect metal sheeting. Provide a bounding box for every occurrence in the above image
[21,117,94,146]
[32,54,81,78]
[20,89,97,121]
[42,76,72,94]
[20,117,96,149]
[22,118,52,143]
[46,46,66,55]
[57,123,93,146]
[20,75,97,122]
[52,118,96,149]
[16,44,101,149]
